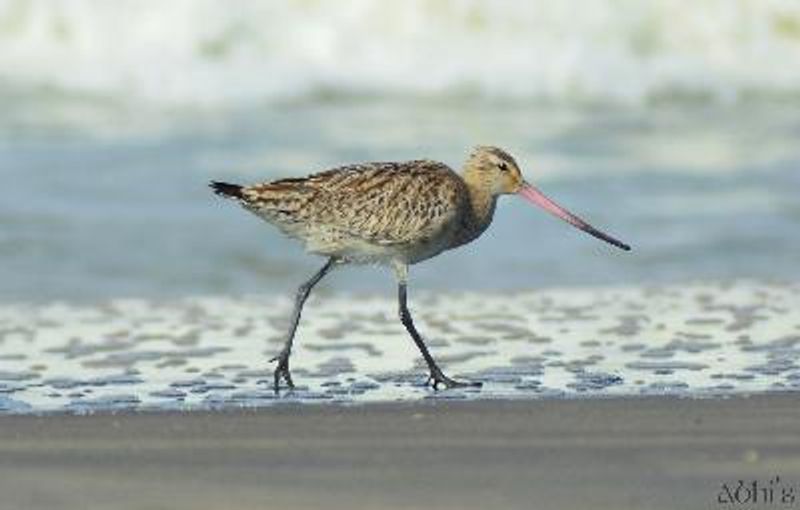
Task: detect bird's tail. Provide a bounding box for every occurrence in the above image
[210,181,244,199]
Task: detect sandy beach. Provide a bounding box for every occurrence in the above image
[2,394,799,510]
[1,284,798,509]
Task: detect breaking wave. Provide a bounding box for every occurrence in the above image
[2,0,800,107]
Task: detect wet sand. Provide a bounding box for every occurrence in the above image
[2,394,799,510]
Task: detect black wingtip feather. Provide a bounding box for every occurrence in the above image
[210,181,243,199]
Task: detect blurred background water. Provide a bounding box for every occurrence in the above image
[1,0,799,302]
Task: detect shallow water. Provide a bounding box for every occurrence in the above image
[3,3,800,413]
[2,101,799,301]
[0,282,797,414]
[1,3,799,424]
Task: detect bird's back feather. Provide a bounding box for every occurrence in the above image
[220,160,468,263]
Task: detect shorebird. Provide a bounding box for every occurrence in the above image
[211,146,630,391]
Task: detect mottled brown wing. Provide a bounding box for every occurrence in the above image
[241,160,464,245]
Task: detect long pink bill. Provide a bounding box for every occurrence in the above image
[518,184,631,251]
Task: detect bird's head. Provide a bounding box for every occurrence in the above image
[465,145,525,195]
[464,145,631,251]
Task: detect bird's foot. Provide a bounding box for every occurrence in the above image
[269,350,295,393]
[426,366,482,390]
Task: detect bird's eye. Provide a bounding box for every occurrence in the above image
[498,162,509,171]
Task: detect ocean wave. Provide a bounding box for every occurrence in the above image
[1,0,800,107]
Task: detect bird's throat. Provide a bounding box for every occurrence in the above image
[451,178,498,248]
[467,186,497,230]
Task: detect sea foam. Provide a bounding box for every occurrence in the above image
[0,282,798,413]
[1,0,800,107]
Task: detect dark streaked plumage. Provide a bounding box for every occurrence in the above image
[214,159,481,265]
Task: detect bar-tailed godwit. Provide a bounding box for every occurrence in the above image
[211,146,630,391]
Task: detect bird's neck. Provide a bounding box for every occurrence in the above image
[451,173,498,248]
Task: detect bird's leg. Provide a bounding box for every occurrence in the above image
[395,266,481,390]
[271,257,336,392]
